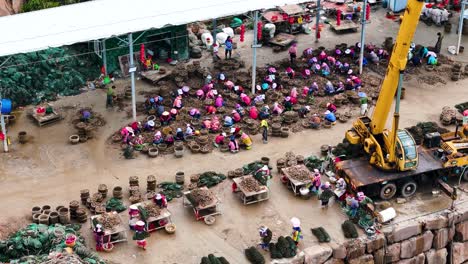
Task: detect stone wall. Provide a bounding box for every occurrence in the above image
[276,202,468,264]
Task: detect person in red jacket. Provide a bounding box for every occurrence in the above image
[240,93,251,106]
[232,110,242,123]
[206,105,217,115]
[326,103,337,113]
[249,106,259,119]
[214,132,226,148]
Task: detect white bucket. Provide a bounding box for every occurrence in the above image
[299,187,310,196]
[377,207,396,223]
[222,27,235,38]
[215,32,229,46]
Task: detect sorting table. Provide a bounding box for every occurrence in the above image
[133,201,173,232]
[183,187,221,222]
[90,212,127,244]
[233,175,270,205]
[282,165,312,196]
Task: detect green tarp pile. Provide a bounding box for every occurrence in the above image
[0,45,100,106]
[242,161,272,185]
[268,236,297,259]
[303,155,323,172]
[0,223,105,264]
[197,171,226,188]
[158,182,183,201]
[106,197,127,213]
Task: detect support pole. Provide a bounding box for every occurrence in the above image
[0,115,7,152]
[251,10,259,95]
[359,0,369,74]
[102,39,108,76]
[457,1,466,55]
[0,97,8,153]
[212,18,217,44]
[315,0,321,42]
[128,33,137,121]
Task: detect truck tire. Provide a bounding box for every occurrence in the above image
[380,183,397,200]
[400,181,417,198]
[463,168,468,182]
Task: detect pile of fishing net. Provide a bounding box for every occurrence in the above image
[405,122,450,145]
[158,182,184,201]
[242,161,272,186]
[303,155,323,171]
[105,198,127,213]
[196,171,227,188]
[0,223,105,264]
[0,45,100,106]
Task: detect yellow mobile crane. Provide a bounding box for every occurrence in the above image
[345,0,424,172]
[336,0,468,200]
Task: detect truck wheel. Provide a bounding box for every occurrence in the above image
[380,183,397,200]
[400,181,417,198]
[463,169,468,182]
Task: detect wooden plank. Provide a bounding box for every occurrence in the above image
[269,33,296,47]
[140,67,171,85]
[329,20,360,32]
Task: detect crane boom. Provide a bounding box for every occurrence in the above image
[370,0,425,134]
[345,0,425,172]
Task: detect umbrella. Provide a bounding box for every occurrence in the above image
[358,92,367,98]
[290,217,301,227]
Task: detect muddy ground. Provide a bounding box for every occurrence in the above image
[0,8,467,264]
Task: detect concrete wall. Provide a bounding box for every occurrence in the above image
[276,202,468,264]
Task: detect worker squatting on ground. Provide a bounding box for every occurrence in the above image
[258,226,273,250]
[154,193,168,208]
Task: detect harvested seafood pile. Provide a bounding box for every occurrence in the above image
[143,203,162,218]
[240,177,261,193]
[187,188,214,208]
[286,166,310,182]
[96,212,121,230]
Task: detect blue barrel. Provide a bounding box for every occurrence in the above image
[1,99,12,115]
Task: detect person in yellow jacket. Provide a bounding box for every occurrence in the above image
[260,119,268,144]
[240,132,252,150]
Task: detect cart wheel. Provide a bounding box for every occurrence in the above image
[204,216,216,225]
[379,182,397,200]
[400,181,417,198]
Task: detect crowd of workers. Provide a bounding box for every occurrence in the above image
[110,38,441,156]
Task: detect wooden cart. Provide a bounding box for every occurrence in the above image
[233,175,270,205]
[329,20,360,33]
[282,165,312,196]
[90,213,127,244]
[140,67,171,85]
[133,201,173,232]
[183,187,221,223]
[29,109,62,126]
[269,33,296,49]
